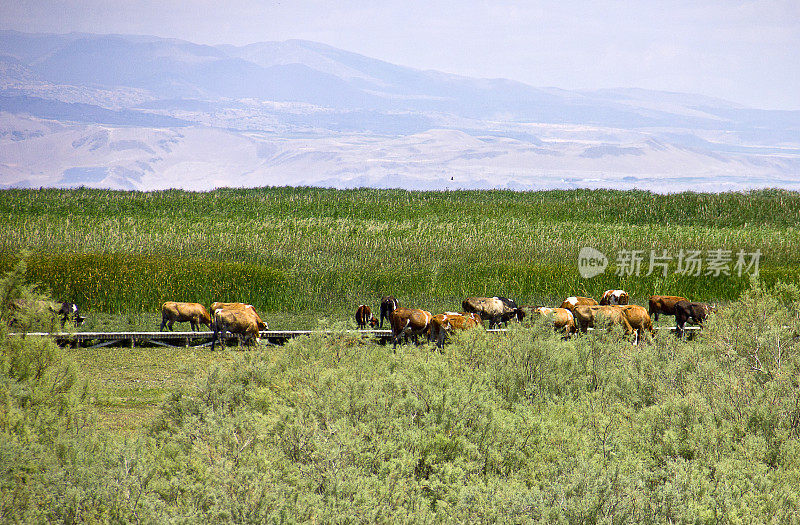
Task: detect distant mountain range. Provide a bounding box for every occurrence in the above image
[1,30,798,192]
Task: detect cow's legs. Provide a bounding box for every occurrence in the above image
[212,327,225,351]
[676,318,685,339]
[437,329,446,348]
[160,317,168,331]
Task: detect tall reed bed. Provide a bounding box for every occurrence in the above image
[2,252,290,313]
[1,187,798,315]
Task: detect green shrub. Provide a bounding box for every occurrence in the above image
[3,265,800,522]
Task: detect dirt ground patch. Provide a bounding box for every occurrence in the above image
[70,345,236,434]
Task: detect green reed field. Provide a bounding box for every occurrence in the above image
[1,187,799,328]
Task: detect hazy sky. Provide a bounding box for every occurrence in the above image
[2,0,799,109]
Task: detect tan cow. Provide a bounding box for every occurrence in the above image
[160,301,212,331]
[533,307,576,336]
[211,308,261,351]
[559,296,599,314]
[620,304,654,345]
[390,307,433,348]
[648,295,688,322]
[599,289,630,305]
[573,305,631,334]
[210,302,268,330]
[428,312,482,348]
[462,297,520,328]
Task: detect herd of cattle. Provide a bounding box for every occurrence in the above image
[157,290,714,349]
[9,292,712,350]
[356,291,715,348]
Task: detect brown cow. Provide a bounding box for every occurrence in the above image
[532,307,576,336]
[573,305,631,334]
[210,302,268,330]
[390,307,433,348]
[355,304,378,329]
[211,308,260,351]
[428,312,482,348]
[620,304,654,345]
[599,289,630,305]
[462,297,520,328]
[674,300,715,338]
[648,295,688,322]
[160,301,212,331]
[559,296,599,314]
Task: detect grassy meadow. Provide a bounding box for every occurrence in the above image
[1,187,799,329]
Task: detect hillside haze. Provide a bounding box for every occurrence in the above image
[1,31,798,192]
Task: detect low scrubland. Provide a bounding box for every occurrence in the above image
[3,259,800,523]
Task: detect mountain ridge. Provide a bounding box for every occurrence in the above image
[0,30,798,192]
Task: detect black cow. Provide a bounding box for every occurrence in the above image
[379,296,399,328]
[674,300,715,338]
[10,299,85,329]
[56,301,86,327]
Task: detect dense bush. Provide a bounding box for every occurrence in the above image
[2,272,800,522]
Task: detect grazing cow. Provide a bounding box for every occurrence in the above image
[532,307,576,337]
[211,309,261,351]
[52,301,85,327]
[620,304,654,345]
[160,301,212,331]
[462,297,520,328]
[495,297,526,322]
[599,290,630,306]
[428,312,482,348]
[390,307,433,348]
[355,304,378,329]
[674,300,715,338]
[10,299,85,329]
[648,295,688,322]
[210,302,268,330]
[573,305,631,335]
[559,296,599,314]
[379,296,399,328]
